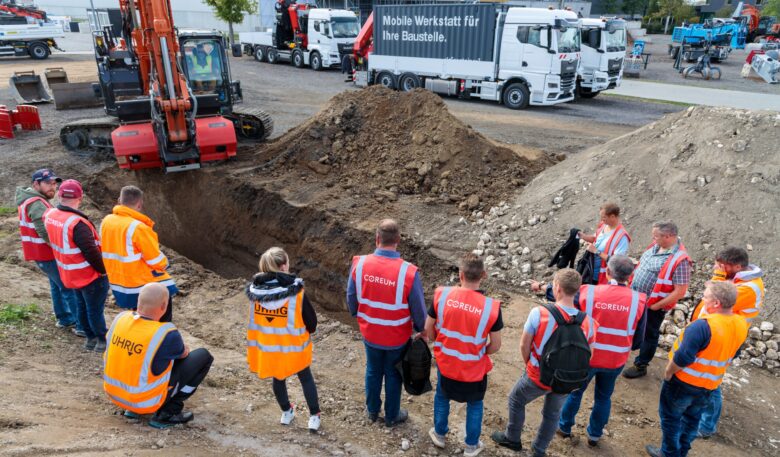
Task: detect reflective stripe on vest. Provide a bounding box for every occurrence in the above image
[110,279,176,295]
[737,281,762,319]
[433,287,494,361]
[45,209,100,289]
[595,224,629,280]
[355,255,411,313]
[101,220,143,263]
[529,308,560,367]
[647,246,689,310]
[18,196,54,261]
[247,290,307,337]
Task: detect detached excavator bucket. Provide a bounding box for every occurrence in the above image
[51,82,104,110]
[43,67,69,86]
[9,71,52,104]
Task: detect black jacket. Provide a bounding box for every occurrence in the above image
[576,251,597,286]
[549,228,581,269]
[246,272,317,334]
[397,337,432,396]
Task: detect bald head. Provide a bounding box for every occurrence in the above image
[137,283,170,320]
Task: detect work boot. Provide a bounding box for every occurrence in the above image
[623,364,648,379]
[149,410,194,429]
[56,321,75,329]
[367,411,379,423]
[124,410,140,420]
[587,437,599,447]
[491,431,522,452]
[94,340,107,353]
[83,337,97,351]
[645,444,662,457]
[556,429,572,439]
[385,409,408,427]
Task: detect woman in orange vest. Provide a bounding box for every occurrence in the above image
[245,247,321,432]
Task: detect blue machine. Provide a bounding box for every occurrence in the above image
[672,19,748,50]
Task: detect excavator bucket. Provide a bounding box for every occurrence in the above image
[0,105,42,139]
[43,67,69,86]
[50,82,104,110]
[9,71,52,104]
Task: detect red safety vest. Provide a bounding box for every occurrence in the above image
[579,284,645,369]
[432,286,500,382]
[44,208,101,289]
[352,254,417,348]
[645,242,691,311]
[594,223,631,285]
[17,196,54,262]
[527,304,596,390]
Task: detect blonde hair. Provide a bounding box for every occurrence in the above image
[259,247,289,273]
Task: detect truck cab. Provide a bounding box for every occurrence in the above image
[578,18,626,97]
[497,8,581,105]
[305,8,360,68]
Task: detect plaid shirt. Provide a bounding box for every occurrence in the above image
[631,242,691,296]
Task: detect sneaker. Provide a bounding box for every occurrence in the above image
[280,405,295,425]
[72,328,87,337]
[463,441,485,457]
[83,338,98,351]
[56,321,75,329]
[428,427,446,448]
[385,409,408,427]
[623,364,648,379]
[149,411,194,429]
[124,410,140,420]
[645,445,662,457]
[587,438,599,447]
[308,413,321,432]
[491,431,522,452]
[94,340,107,353]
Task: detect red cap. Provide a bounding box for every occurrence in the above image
[58,179,83,199]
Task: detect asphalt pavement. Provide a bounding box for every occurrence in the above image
[612,80,780,111]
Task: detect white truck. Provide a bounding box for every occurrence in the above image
[239,5,359,71]
[0,14,64,59]
[577,18,626,98]
[354,5,581,109]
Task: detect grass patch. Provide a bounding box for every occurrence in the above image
[0,207,16,217]
[0,304,40,324]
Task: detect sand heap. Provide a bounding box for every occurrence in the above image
[259,86,552,208]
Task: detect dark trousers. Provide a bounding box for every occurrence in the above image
[364,342,405,423]
[634,308,667,367]
[75,276,109,341]
[659,376,712,457]
[158,348,213,416]
[272,366,320,415]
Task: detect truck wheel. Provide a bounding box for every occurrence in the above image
[502,82,530,110]
[28,41,50,60]
[398,73,421,92]
[254,46,266,62]
[310,52,323,71]
[292,50,305,68]
[376,71,397,90]
[267,49,279,64]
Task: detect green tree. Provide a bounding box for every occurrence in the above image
[602,0,619,13]
[764,0,780,17]
[203,0,258,46]
[622,0,649,17]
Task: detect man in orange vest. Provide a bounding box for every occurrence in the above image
[15,168,82,335]
[104,282,213,428]
[557,255,646,447]
[425,253,502,457]
[43,180,109,352]
[101,186,178,322]
[689,246,764,439]
[645,281,748,457]
[624,221,692,379]
[347,219,427,426]
[577,202,631,285]
[492,269,597,456]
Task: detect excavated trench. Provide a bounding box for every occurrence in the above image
[86,168,455,314]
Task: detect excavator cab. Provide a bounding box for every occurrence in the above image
[178,32,242,114]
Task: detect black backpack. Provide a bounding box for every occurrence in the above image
[539,304,592,394]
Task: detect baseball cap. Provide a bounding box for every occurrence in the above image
[31,169,62,183]
[58,179,83,199]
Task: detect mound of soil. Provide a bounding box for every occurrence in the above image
[257,86,552,208]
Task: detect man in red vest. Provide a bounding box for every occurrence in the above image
[577,202,631,285]
[624,221,691,379]
[44,180,109,353]
[557,255,646,447]
[15,169,82,335]
[425,253,502,457]
[347,219,426,426]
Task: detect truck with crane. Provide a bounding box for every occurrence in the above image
[0,0,64,59]
[352,4,581,110]
[239,0,359,70]
[58,0,273,172]
[577,18,626,98]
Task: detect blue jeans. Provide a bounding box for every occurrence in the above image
[434,371,484,446]
[559,365,623,441]
[35,260,80,328]
[659,376,712,457]
[74,276,108,341]
[364,342,404,423]
[698,386,721,436]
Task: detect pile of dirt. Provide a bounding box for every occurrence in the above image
[473,106,780,320]
[257,86,552,208]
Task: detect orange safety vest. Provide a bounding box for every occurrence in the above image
[17,196,54,262]
[527,304,596,390]
[594,223,631,285]
[103,311,177,414]
[580,284,645,369]
[352,254,418,348]
[670,313,748,390]
[691,267,764,323]
[43,207,100,289]
[645,242,691,311]
[247,286,312,380]
[432,286,500,383]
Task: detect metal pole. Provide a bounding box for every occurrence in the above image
[88,0,99,32]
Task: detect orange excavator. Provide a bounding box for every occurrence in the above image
[738,4,780,43]
[60,0,273,172]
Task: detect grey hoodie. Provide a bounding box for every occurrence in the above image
[14,186,52,243]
